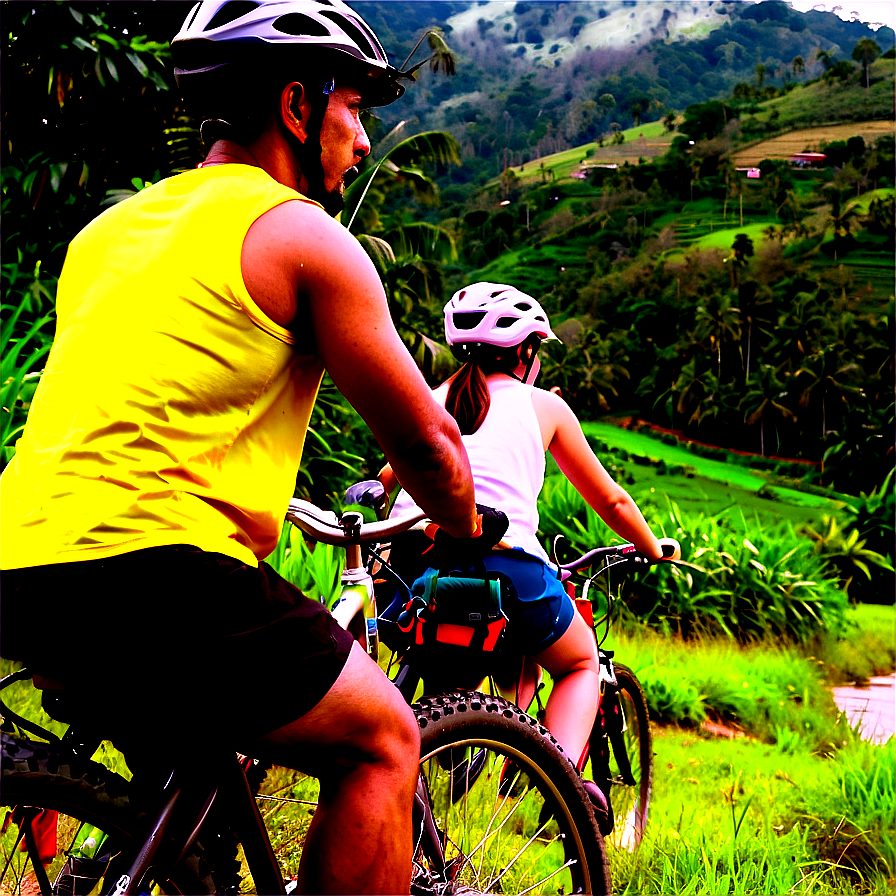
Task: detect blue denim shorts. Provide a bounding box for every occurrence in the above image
[481,549,576,654]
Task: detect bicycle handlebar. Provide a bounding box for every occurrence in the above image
[286,498,426,546]
[557,540,677,574]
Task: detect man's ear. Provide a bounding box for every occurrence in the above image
[281,82,310,142]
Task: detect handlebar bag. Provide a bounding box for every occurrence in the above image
[380,565,516,689]
[406,568,508,652]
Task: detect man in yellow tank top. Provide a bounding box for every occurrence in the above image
[0,3,503,893]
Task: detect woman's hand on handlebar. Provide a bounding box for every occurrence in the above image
[657,538,681,562]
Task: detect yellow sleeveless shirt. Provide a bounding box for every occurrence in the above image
[1,165,325,569]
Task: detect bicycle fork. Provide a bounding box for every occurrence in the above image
[599,653,637,788]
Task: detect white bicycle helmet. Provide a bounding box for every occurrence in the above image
[444,282,557,349]
[172,0,406,107]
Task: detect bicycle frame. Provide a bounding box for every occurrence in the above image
[0,670,288,896]
[285,499,427,662]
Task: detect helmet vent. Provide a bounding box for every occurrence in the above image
[496,317,517,328]
[514,302,532,311]
[273,12,332,36]
[453,312,487,330]
[321,11,378,58]
[205,1,260,32]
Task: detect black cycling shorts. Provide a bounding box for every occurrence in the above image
[1,546,355,749]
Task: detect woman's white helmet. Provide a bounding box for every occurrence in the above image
[444,282,557,349]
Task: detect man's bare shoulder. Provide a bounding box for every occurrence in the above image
[242,199,377,329]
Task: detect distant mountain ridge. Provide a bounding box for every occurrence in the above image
[364,0,895,141]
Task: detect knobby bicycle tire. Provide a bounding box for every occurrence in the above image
[590,664,653,852]
[1,732,214,895]
[413,691,612,895]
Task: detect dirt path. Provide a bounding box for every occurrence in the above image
[832,675,896,744]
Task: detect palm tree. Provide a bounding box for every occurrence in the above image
[755,63,767,89]
[821,182,862,260]
[794,345,864,464]
[344,128,461,233]
[767,290,829,371]
[815,47,835,72]
[792,55,806,78]
[693,292,742,381]
[727,233,754,289]
[339,125,464,381]
[739,364,795,456]
[852,37,881,89]
[671,357,723,429]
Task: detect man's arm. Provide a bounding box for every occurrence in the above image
[242,199,477,538]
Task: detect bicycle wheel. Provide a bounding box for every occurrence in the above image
[1,733,213,895]
[413,692,611,895]
[590,664,652,852]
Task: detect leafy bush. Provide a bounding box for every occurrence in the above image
[836,468,896,604]
[538,476,850,642]
[609,629,841,746]
[801,514,893,600]
[267,521,342,608]
[0,259,57,468]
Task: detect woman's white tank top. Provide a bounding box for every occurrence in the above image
[391,376,549,563]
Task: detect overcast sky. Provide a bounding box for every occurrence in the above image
[764,0,896,31]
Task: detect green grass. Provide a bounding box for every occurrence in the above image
[752,57,895,130]
[579,421,846,530]
[613,729,896,895]
[4,615,893,893]
[470,242,590,294]
[509,624,894,893]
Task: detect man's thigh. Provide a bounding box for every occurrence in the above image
[244,642,420,778]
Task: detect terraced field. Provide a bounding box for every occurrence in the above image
[731,120,895,168]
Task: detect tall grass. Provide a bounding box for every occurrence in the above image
[599,627,866,751]
[612,729,895,895]
[539,476,850,643]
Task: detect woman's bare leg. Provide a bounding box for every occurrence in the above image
[529,610,600,767]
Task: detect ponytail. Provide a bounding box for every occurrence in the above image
[445,341,532,434]
[445,361,490,435]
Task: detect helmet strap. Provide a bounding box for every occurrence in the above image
[285,78,343,217]
[517,334,543,385]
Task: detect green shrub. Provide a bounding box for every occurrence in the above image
[1,258,57,468]
[606,629,840,744]
[539,477,850,642]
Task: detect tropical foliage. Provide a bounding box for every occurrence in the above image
[538,475,853,643]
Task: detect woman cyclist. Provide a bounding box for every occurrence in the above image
[380,281,681,810]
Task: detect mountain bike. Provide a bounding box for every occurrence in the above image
[346,469,667,856]
[0,497,611,895]
[548,540,667,852]
[375,528,665,855]
[342,480,667,853]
